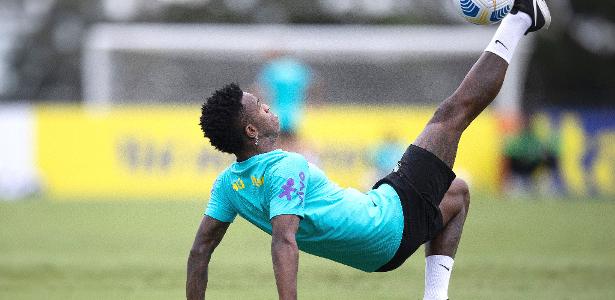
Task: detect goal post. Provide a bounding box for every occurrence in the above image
[82,23,533,113]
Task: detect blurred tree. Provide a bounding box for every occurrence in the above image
[524,0,615,109]
[9,0,102,101]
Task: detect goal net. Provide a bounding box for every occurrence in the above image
[83,23,533,113]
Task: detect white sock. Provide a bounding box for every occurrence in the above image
[424,255,454,300]
[485,12,532,64]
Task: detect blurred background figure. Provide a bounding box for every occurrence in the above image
[370,132,406,180]
[502,113,561,196]
[362,132,406,190]
[255,51,315,159]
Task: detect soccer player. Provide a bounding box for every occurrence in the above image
[186,1,551,299]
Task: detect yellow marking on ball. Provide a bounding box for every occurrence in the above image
[479,10,489,24]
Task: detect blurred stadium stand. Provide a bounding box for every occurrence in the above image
[0,0,612,108]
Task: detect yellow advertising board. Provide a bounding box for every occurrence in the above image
[536,111,615,196]
[35,105,501,200]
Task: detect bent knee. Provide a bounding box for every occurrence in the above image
[448,178,470,208]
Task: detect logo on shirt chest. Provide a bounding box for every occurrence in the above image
[231,178,245,191]
[251,176,264,187]
[232,176,265,191]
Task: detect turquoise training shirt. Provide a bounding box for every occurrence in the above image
[205,150,404,272]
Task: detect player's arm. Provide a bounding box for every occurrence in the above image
[186,215,230,300]
[271,214,300,300]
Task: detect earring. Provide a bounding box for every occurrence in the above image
[255,135,259,146]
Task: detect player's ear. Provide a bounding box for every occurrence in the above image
[245,123,258,139]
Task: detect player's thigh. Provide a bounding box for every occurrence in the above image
[438,178,470,225]
[413,121,463,168]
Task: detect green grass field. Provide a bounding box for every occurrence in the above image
[1,197,614,299]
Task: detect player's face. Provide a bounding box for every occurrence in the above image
[242,92,279,137]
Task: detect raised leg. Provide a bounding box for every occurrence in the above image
[414,52,509,168]
[421,2,552,298]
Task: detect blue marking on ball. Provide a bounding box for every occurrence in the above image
[460,0,481,18]
[490,5,511,22]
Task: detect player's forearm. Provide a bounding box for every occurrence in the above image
[186,250,211,300]
[271,238,299,300]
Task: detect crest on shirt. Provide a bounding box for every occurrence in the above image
[278,172,306,203]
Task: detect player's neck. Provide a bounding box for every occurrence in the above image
[235,142,277,162]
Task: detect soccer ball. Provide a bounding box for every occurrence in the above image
[454,0,513,25]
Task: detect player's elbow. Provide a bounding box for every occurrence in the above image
[271,237,299,264]
[272,231,298,248]
[272,231,299,257]
[189,242,216,262]
[270,215,300,252]
[189,245,205,256]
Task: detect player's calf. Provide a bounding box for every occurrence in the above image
[423,178,470,300]
[426,178,470,258]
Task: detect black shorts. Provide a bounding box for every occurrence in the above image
[374,144,456,272]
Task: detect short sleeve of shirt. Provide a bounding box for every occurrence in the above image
[267,155,309,220]
[204,176,237,223]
